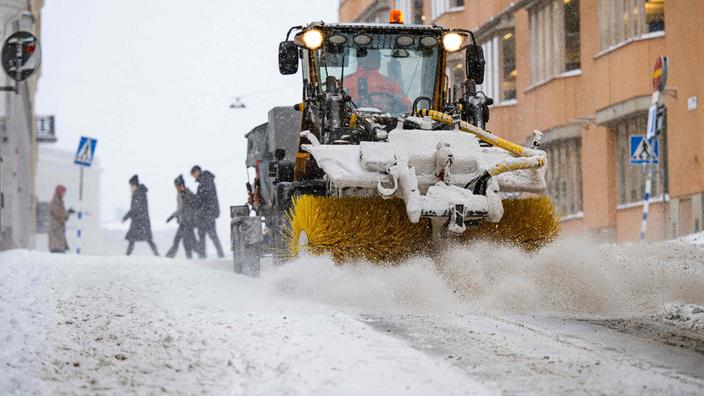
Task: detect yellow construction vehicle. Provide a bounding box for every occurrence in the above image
[232,11,558,266]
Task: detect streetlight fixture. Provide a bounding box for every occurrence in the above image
[230,97,246,109]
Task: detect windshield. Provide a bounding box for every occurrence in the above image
[313,31,440,115]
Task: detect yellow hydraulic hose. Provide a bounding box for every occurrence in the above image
[415,109,541,158]
[487,156,545,177]
[349,113,358,129]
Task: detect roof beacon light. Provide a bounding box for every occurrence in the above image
[389,9,405,24]
[442,32,464,52]
[301,29,323,50]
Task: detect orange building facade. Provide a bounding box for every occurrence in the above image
[338,0,703,242]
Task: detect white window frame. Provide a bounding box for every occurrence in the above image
[528,0,581,85]
[473,29,517,104]
[543,136,584,217]
[599,0,665,50]
[394,0,412,23]
[529,0,565,84]
[445,54,466,101]
[431,0,464,21]
[479,36,500,102]
[448,0,465,12]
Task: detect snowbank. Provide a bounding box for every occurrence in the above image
[678,231,704,246]
[656,304,704,333]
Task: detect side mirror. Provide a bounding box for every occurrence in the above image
[278,41,298,75]
[465,44,485,84]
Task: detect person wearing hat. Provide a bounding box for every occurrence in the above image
[48,184,75,253]
[166,175,202,259]
[122,175,159,256]
[191,165,225,258]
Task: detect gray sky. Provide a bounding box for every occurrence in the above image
[36,0,338,228]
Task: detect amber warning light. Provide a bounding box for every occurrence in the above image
[389,9,405,24]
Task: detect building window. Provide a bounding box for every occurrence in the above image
[412,0,424,23]
[543,138,583,217]
[600,0,665,49]
[446,55,465,99]
[500,29,517,101]
[394,0,411,23]
[564,0,581,71]
[612,115,666,205]
[479,36,499,101]
[645,0,665,32]
[472,28,516,103]
[371,9,389,23]
[431,0,464,20]
[529,0,581,84]
[355,0,390,23]
[380,0,426,23]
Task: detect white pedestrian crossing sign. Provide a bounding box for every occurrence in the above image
[74,136,98,167]
[629,135,659,165]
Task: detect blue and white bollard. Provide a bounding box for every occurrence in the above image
[639,167,653,241]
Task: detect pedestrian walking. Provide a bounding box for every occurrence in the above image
[191,165,225,258]
[166,175,202,259]
[122,175,159,256]
[48,184,75,253]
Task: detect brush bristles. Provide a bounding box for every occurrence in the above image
[461,196,560,251]
[284,195,560,263]
[285,195,432,263]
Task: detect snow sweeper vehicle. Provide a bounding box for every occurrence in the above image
[231,14,558,266]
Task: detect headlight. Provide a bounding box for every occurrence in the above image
[301,29,323,50]
[442,32,464,52]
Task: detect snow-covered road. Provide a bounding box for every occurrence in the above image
[2,236,704,395]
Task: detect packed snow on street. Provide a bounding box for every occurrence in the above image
[2,235,704,395]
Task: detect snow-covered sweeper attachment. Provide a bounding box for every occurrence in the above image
[234,18,559,266]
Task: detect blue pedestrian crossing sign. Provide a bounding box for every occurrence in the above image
[629,135,659,165]
[74,136,98,167]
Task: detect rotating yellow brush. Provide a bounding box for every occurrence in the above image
[461,196,559,251]
[284,195,433,263]
[284,195,558,263]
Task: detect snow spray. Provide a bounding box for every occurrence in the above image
[268,237,704,317]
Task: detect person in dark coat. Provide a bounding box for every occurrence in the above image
[166,175,203,259]
[191,165,225,258]
[48,185,75,253]
[122,175,159,256]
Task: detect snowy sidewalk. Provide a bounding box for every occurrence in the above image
[0,250,488,395]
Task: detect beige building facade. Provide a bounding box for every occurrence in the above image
[339,0,702,242]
